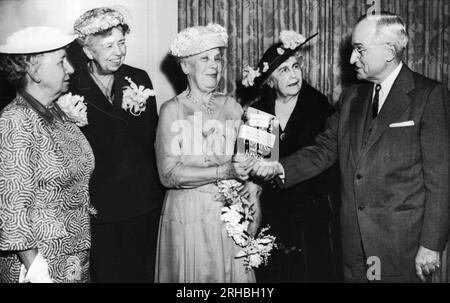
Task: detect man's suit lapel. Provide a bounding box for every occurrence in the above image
[361,65,415,155]
[350,82,372,164]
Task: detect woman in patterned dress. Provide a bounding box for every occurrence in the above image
[155,24,259,282]
[0,26,95,283]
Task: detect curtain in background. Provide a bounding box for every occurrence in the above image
[178,0,450,103]
[178,0,450,282]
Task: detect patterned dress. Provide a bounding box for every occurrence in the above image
[155,93,255,283]
[0,94,95,283]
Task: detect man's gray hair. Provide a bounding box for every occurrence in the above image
[361,12,409,61]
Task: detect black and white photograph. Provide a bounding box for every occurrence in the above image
[0,0,449,294]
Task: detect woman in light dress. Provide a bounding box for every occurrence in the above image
[155,23,259,283]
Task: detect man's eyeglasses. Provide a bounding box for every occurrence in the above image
[352,43,390,58]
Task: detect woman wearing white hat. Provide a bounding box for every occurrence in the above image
[155,23,260,283]
[0,26,95,283]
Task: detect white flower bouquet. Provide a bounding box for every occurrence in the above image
[235,226,277,270]
[217,179,277,271]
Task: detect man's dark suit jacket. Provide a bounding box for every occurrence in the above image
[280,65,450,281]
[252,81,342,281]
[69,64,164,223]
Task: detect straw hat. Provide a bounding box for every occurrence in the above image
[170,23,228,58]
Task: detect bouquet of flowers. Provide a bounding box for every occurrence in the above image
[235,226,277,269]
[56,93,88,127]
[217,179,276,271]
[122,77,155,116]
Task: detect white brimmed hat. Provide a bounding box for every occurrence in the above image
[170,23,228,58]
[0,26,76,54]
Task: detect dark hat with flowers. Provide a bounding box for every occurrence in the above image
[242,31,318,88]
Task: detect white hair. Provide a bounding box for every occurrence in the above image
[362,13,409,61]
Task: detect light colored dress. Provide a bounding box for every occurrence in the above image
[155,92,255,283]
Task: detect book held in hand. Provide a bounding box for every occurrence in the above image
[237,107,279,161]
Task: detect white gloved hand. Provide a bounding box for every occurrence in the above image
[19,252,53,283]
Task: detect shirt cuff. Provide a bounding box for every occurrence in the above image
[277,162,285,183]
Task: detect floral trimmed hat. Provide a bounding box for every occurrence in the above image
[242,31,318,87]
[170,23,228,58]
[74,7,129,40]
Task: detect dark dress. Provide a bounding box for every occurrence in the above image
[253,81,342,282]
[69,64,164,282]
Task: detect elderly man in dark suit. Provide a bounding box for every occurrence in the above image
[252,12,450,282]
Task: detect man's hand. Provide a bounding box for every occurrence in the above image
[415,245,440,282]
[250,159,284,181]
[220,154,258,181]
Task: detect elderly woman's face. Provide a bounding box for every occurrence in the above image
[183,48,223,93]
[35,48,74,98]
[83,27,126,74]
[269,56,302,98]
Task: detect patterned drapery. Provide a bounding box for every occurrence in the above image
[178,0,450,104]
[178,0,450,282]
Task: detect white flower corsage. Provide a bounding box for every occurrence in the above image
[279,30,306,50]
[241,64,261,88]
[122,77,155,116]
[56,93,88,127]
[217,179,277,271]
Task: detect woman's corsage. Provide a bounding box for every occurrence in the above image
[122,77,155,116]
[217,179,276,271]
[56,93,88,127]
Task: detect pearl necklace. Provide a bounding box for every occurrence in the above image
[185,90,216,118]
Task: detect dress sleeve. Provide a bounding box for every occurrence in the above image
[0,110,38,251]
[155,99,185,188]
[231,97,244,133]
